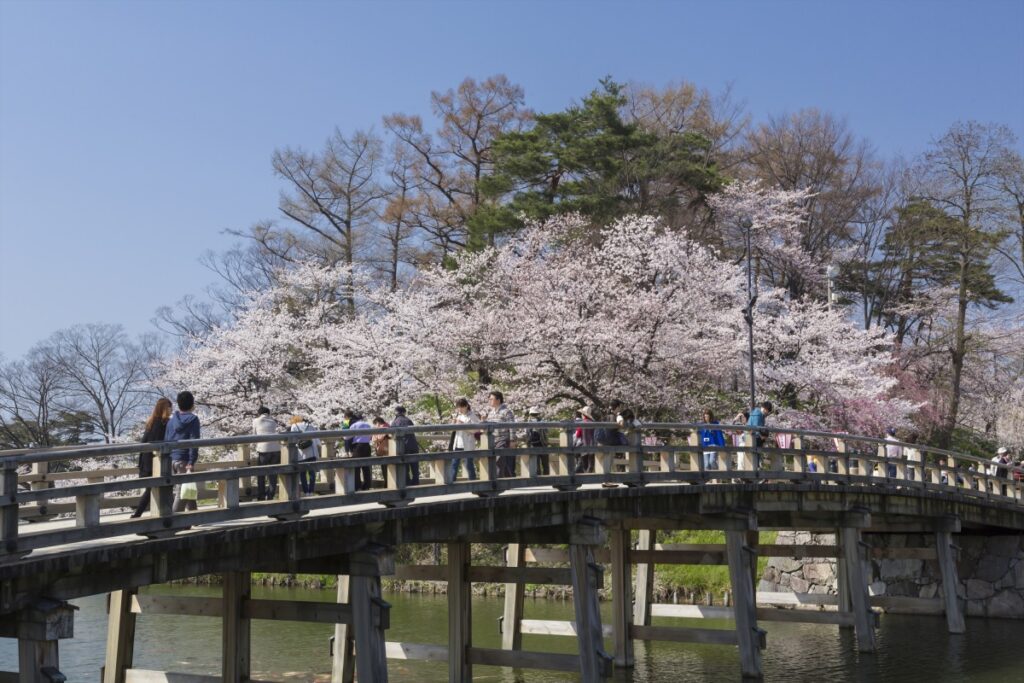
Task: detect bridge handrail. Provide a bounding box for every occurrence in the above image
[2,422,1021,561]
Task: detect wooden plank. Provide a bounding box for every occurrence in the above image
[103,590,136,683]
[629,549,727,565]
[131,595,222,617]
[726,529,763,678]
[523,547,568,563]
[870,596,944,614]
[222,571,251,682]
[840,527,876,653]
[609,527,634,668]
[501,543,525,651]
[650,603,863,627]
[633,530,654,627]
[448,542,471,683]
[467,647,581,673]
[124,671,276,683]
[243,599,353,624]
[520,619,613,637]
[756,592,839,606]
[630,625,745,646]
[652,604,735,619]
[469,565,572,584]
[935,530,966,633]
[384,641,449,662]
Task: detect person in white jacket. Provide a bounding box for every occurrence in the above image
[450,398,479,481]
[253,406,282,500]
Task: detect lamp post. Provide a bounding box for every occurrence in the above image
[826,263,838,311]
[741,216,757,410]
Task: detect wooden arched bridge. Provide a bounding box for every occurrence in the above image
[2,422,1023,682]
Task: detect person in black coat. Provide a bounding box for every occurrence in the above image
[131,397,173,518]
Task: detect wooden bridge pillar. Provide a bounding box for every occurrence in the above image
[448,541,472,682]
[0,599,75,683]
[935,528,966,634]
[725,529,763,679]
[632,529,654,627]
[609,527,634,668]
[570,519,612,680]
[839,527,876,653]
[501,542,526,651]
[102,589,137,683]
[835,528,853,629]
[331,575,355,683]
[222,571,251,682]
[350,545,394,683]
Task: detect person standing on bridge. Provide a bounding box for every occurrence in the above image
[166,391,201,512]
[349,413,373,491]
[699,409,726,472]
[483,390,516,477]
[747,401,772,469]
[253,407,282,501]
[131,397,173,518]
[289,415,320,496]
[884,427,901,479]
[450,398,480,481]
[391,406,421,485]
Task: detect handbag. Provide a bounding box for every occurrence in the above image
[180,482,199,501]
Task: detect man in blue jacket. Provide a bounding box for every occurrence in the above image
[699,409,726,472]
[166,390,201,511]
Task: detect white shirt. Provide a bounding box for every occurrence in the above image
[253,415,281,453]
[454,410,480,450]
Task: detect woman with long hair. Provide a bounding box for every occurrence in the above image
[131,397,173,518]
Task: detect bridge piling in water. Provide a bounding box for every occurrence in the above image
[726,529,764,679]
[609,527,635,668]
[839,527,876,653]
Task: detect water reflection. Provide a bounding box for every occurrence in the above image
[0,586,1021,681]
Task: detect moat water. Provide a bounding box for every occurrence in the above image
[2,584,1022,681]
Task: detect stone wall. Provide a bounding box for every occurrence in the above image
[758,531,1024,619]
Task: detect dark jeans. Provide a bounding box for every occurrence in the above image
[298,458,317,494]
[257,450,281,500]
[450,448,478,481]
[353,443,372,491]
[575,453,594,474]
[132,452,153,517]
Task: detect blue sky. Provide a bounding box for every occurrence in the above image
[1,0,1022,359]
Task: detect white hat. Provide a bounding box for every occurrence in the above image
[527,406,542,416]
[997,447,1009,455]
[577,405,595,420]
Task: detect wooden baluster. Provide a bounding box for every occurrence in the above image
[685,431,702,481]
[834,438,848,480]
[554,427,579,490]
[476,430,498,488]
[1,461,20,555]
[239,444,253,498]
[385,429,408,506]
[738,431,755,476]
[792,435,806,476]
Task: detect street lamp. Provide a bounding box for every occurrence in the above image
[826,263,839,311]
[741,216,757,410]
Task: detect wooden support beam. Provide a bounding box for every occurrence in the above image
[935,530,966,634]
[351,571,389,683]
[1,463,20,554]
[448,542,472,683]
[609,527,634,668]
[384,641,449,662]
[13,599,75,683]
[221,572,250,682]
[501,543,525,651]
[103,590,136,683]
[726,529,763,679]
[840,527,876,653]
[835,528,852,629]
[569,540,611,680]
[331,575,354,683]
[520,619,613,637]
[633,529,654,627]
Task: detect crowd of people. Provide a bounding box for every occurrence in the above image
[130,391,1020,511]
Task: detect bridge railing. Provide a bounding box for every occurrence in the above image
[1,422,1021,560]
